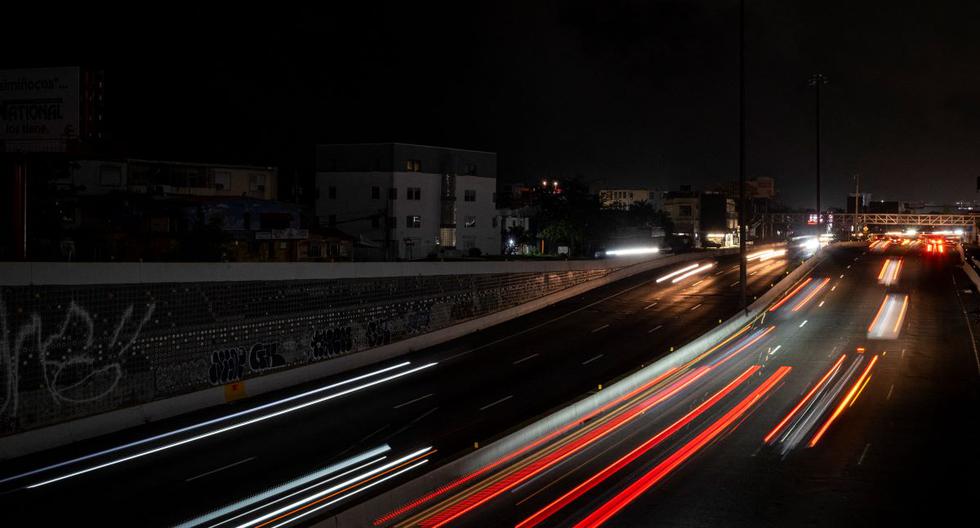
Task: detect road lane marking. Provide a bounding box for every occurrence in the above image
[799,320,808,328]
[840,274,845,279]
[886,384,894,400]
[831,284,837,291]
[389,407,440,438]
[393,393,434,409]
[730,281,740,287]
[444,272,662,361]
[185,456,256,482]
[818,301,825,307]
[582,354,604,366]
[846,265,851,269]
[690,303,702,311]
[592,324,610,333]
[644,302,658,310]
[769,345,782,356]
[479,395,513,411]
[858,443,871,465]
[648,325,663,333]
[692,279,704,287]
[512,353,540,366]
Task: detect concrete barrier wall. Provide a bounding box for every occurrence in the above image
[324,245,824,528]
[0,257,673,286]
[0,250,736,458]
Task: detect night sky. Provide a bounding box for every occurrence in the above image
[6,1,980,208]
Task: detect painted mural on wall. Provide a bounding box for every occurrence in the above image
[0,267,612,436]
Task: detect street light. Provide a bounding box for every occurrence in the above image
[809,73,828,233]
[738,0,747,311]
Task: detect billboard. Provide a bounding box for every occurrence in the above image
[0,67,79,151]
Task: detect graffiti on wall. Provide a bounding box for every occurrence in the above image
[0,296,155,418]
[1,266,614,435]
[309,327,353,361]
[207,342,286,386]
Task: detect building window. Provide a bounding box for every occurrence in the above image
[405,159,422,172]
[680,205,693,217]
[464,163,478,175]
[309,244,322,258]
[249,174,267,192]
[407,187,421,200]
[492,216,498,228]
[464,189,476,202]
[388,216,396,228]
[99,165,122,186]
[389,187,397,200]
[371,186,380,199]
[464,215,477,228]
[406,215,422,228]
[328,214,336,226]
[213,172,230,191]
[372,216,380,228]
[328,186,337,199]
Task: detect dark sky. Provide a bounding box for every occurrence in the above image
[7,1,980,208]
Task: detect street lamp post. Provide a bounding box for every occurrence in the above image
[810,73,828,232]
[738,0,747,311]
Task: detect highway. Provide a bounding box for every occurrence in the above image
[0,249,798,526]
[369,242,980,528]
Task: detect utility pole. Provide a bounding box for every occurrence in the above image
[854,173,860,236]
[738,0,748,311]
[810,73,828,233]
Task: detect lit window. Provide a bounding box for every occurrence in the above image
[406,215,422,228]
[464,216,477,228]
[405,159,422,172]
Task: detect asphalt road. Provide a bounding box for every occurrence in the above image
[380,242,980,528]
[0,249,798,527]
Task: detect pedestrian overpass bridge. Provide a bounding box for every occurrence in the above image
[763,213,980,241]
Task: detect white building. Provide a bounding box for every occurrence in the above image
[315,143,500,259]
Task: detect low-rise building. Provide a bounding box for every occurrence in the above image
[663,188,738,248]
[599,188,658,210]
[315,143,500,259]
[64,158,278,200]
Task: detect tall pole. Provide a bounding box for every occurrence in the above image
[854,173,860,235]
[738,0,747,311]
[810,73,827,232]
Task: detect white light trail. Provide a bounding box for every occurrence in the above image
[175,445,391,528]
[234,447,433,528]
[0,361,416,486]
[267,459,430,528]
[27,363,438,489]
[605,247,660,256]
[655,263,700,283]
[671,262,716,283]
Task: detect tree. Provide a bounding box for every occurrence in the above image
[534,176,610,256]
